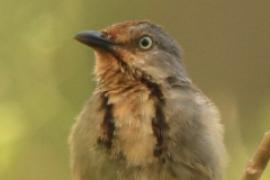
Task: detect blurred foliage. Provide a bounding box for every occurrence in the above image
[0,0,270,180]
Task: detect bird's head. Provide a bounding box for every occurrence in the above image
[75,20,189,88]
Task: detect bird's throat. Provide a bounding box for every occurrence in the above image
[95,58,168,166]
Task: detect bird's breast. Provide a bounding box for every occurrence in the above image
[109,89,158,166]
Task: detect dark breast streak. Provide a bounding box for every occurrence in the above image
[140,74,169,157]
[97,93,115,149]
[96,53,169,159]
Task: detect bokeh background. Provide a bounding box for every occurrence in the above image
[1,0,270,179]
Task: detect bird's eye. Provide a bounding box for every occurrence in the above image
[138,36,153,50]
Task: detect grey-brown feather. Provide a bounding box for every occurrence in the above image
[69,20,226,180]
[69,85,225,180]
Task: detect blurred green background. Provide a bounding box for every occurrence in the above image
[0,0,270,179]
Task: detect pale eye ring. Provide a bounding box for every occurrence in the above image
[138,36,153,50]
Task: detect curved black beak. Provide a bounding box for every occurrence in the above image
[75,31,113,51]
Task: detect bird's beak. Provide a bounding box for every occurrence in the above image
[75,31,113,51]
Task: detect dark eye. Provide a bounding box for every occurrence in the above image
[138,36,153,50]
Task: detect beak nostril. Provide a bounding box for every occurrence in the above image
[100,31,110,38]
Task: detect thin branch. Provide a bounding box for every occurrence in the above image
[241,131,270,180]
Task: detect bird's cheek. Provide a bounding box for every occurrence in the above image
[114,48,137,63]
[94,51,119,71]
[94,50,115,62]
[131,59,145,66]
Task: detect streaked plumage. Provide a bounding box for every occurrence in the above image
[69,20,226,180]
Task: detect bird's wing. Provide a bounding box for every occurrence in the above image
[68,95,118,180]
[165,87,224,180]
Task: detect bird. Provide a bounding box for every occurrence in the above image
[69,20,226,180]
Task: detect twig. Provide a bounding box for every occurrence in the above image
[241,131,270,180]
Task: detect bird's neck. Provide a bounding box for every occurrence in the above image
[95,61,168,166]
[95,55,161,97]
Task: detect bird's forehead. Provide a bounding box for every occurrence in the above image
[103,20,149,33]
[101,20,154,42]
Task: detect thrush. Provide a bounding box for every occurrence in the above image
[69,20,226,180]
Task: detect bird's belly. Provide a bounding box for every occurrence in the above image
[115,121,157,166]
[111,92,158,166]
